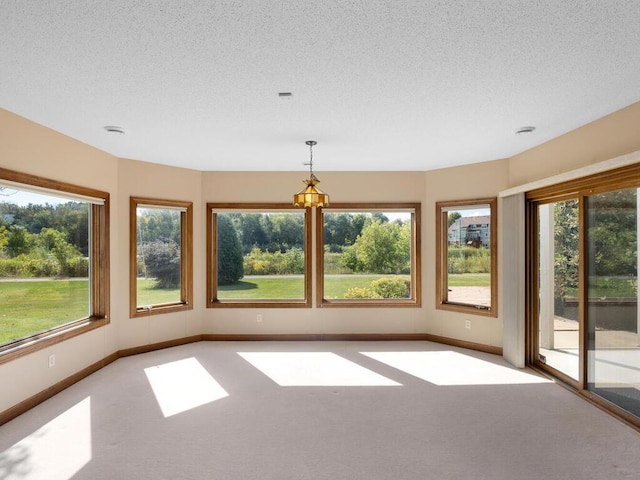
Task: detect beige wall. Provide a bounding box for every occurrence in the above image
[508,101,640,186]
[116,158,204,350]
[2,100,640,415]
[0,109,120,412]
[424,159,509,347]
[201,171,428,336]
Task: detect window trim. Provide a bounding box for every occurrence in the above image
[0,167,110,365]
[316,203,422,308]
[130,197,193,317]
[207,203,312,308]
[435,197,497,317]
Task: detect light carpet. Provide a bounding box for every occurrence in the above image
[1,341,639,480]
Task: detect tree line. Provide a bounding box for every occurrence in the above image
[217,212,410,285]
[0,201,89,277]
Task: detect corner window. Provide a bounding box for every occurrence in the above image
[436,198,497,316]
[0,168,109,363]
[317,203,421,307]
[130,197,193,317]
[207,204,311,308]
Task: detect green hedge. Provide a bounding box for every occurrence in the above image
[243,247,304,275]
[344,276,410,299]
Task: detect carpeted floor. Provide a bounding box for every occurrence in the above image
[1,341,639,480]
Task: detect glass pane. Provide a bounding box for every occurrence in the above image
[136,207,182,306]
[0,188,90,346]
[445,206,491,307]
[538,200,579,380]
[587,188,640,416]
[216,212,305,300]
[323,211,412,300]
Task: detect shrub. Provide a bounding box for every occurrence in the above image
[371,276,410,298]
[243,247,304,275]
[344,287,379,299]
[0,254,60,277]
[140,240,180,288]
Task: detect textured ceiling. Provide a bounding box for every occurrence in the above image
[1,1,640,172]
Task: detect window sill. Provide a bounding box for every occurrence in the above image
[0,317,108,366]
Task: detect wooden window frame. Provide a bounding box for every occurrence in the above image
[207,203,312,308]
[130,197,193,317]
[435,197,497,317]
[316,203,422,308]
[0,168,110,365]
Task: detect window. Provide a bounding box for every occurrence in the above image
[436,198,497,316]
[0,168,109,363]
[317,203,421,307]
[130,197,193,317]
[207,204,311,308]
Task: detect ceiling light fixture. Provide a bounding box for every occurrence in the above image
[515,126,536,135]
[293,140,329,208]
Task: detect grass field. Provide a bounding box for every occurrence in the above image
[0,280,89,345]
[137,278,181,305]
[2,274,637,345]
[447,274,490,287]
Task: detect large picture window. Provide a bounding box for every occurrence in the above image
[436,198,497,316]
[207,204,311,308]
[316,203,421,307]
[0,168,109,363]
[130,197,193,317]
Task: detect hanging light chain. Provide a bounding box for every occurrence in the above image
[305,140,317,180]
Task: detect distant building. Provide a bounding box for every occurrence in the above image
[448,215,490,247]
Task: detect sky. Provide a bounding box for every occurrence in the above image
[0,188,66,206]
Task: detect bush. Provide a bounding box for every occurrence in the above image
[243,247,304,275]
[140,240,181,288]
[371,276,410,298]
[0,255,59,277]
[344,287,379,299]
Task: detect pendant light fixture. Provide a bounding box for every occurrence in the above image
[293,140,329,208]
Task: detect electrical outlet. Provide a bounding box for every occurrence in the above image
[48,354,56,368]
[465,320,471,329]
[257,314,262,323]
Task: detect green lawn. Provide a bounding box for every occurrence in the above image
[323,275,392,299]
[137,278,181,305]
[218,275,396,299]
[0,280,89,345]
[218,276,306,299]
[448,274,491,287]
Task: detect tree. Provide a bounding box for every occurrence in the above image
[447,211,461,227]
[342,220,410,274]
[140,240,181,288]
[554,200,579,301]
[217,215,244,285]
[38,227,86,276]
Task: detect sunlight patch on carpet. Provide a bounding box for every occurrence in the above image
[0,396,92,480]
[361,351,551,386]
[144,357,228,417]
[238,352,401,386]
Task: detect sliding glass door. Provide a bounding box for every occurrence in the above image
[527,165,640,426]
[537,199,580,382]
[586,188,640,417]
